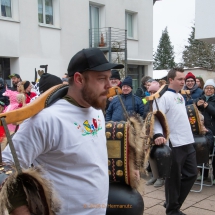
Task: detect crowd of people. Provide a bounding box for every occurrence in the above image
[105,69,215,215]
[0,72,68,134]
[0,47,215,215]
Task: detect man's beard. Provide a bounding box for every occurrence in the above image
[81,84,108,110]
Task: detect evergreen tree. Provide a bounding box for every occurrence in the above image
[153,27,176,70]
[182,26,215,69]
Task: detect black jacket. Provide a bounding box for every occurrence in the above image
[135,85,148,99]
[0,87,9,106]
[196,94,215,135]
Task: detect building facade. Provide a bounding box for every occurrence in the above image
[195,0,215,44]
[0,0,154,90]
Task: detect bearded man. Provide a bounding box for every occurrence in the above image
[9,73,22,91]
[2,48,123,215]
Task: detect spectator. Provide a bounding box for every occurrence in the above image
[17,81,37,106]
[183,72,203,105]
[105,70,122,112]
[196,112,215,183]
[30,73,63,103]
[143,81,160,119]
[196,79,215,136]
[145,81,164,187]
[8,73,22,91]
[109,70,121,87]
[39,73,63,94]
[196,76,205,90]
[135,76,152,99]
[0,78,9,106]
[145,79,156,96]
[106,76,144,121]
[2,89,19,133]
[62,73,69,84]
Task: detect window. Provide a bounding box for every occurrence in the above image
[89,5,99,29]
[38,0,53,25]
[1,0,12,18]
[89,5,100,47]
[125,12,133,38]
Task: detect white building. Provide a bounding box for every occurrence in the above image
[195,0,215,44]
[0,0,155,90]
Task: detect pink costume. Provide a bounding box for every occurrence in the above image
[3,90,19,132]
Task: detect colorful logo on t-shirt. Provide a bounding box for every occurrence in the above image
[74,116,102,136]
[175,96,184,104]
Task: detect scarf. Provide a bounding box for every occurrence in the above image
[205,94,214,101]
[183,83,199,93]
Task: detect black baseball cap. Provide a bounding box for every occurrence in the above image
[67,48,124,77]
[9,73,21,79]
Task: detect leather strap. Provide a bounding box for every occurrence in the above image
[115,88,130,121]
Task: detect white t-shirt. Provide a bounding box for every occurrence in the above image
[3,99,109,215]
[153,90,194,147]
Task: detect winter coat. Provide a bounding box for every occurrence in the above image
[196,94,215,135]
[205,129,214,153]
[105,92,144,121]
[183,84,203,105]
[135,85,148,99]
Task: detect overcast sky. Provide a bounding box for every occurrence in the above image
[153,0,195,63]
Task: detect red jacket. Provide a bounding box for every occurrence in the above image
[18,92,37,107]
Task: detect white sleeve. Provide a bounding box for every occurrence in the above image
[153,96,169,135]
[2,112,55,169]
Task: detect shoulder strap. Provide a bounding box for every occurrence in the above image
[132,95,136,112]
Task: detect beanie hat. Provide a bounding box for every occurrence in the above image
[110,70,120,80]
[122,76,133,89]
[185,72,196,82]
[39,73,62,93]
[148,81,160,92]
[203,79,215,89]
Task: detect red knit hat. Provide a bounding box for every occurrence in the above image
[185,72,196,82]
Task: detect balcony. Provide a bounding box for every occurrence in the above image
[89,27,127,74]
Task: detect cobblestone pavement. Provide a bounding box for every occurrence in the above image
[138,174,215,215]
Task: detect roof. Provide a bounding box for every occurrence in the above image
[153,70,168,79]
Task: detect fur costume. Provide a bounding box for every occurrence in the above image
[142,110,170,171]
[106,113,146,190]
[0,165,61,215]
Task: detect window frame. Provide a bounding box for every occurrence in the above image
[125,11,138,40]
[38,0,54,25]
[126,12,133,38]
[0,0,12,18]
[89,4,100,29]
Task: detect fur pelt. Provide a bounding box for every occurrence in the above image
[142,110,170,173]
[127,114,145,189]
[0,166,61,215]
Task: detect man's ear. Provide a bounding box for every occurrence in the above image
[73,72,84,86]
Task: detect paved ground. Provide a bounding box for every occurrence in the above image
[138,174,215,215]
